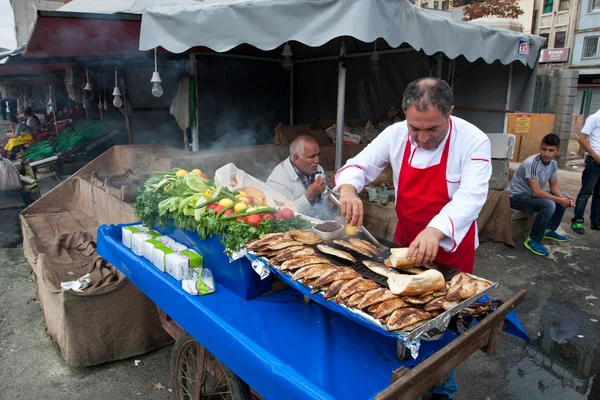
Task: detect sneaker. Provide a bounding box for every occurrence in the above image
[591,225,600,231]
[544,230,568,242]
[524,237,549,256]
[571,219,585,235]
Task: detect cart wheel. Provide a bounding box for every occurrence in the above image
[170,331,251,400]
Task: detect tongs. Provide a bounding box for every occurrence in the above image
[324,187,389,253]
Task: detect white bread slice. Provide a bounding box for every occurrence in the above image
[388,247,417,268]
[387,270,445,296]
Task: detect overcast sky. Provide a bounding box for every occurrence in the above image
[0,0,16,50]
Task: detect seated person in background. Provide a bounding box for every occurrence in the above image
[267,135,326,216]
[4,115,34,159]
[509,133,574,256]
[24,107,41,136]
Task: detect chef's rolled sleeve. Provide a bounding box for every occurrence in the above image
[427,137,492,251]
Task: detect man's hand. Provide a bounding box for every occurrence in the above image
[407,227,446,266]
[338,184,363,227]
[593,154,600,165]
[306,176,326,201]
[558,196,573,208]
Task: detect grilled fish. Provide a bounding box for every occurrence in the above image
[423,297,445,312]
[324,280,346,300]
[442,299,461,311]
[291,265,339,281]
[337,279,379,300]
[403,267,428,275]
[347,292,368,308]
[446,273,490,301]
[362,261,397,278]
[269,241,305,251]
[246,233,288,250]
[317,244,357,263]
[287,230,323,245]
[332,240,374,257]
[348,238,379,255]
[386,308,432,331]
[357,288,398,310]
[372,298,411,320]
[313,268,361,289]
[402,293,435,305]
[396,318,430,332]
[269,247,313,265]
[280,256,330,271]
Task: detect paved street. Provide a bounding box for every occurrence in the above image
[0,167,598,399]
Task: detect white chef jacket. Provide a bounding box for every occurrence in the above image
[267,158,325,214]
[334,116,492,252]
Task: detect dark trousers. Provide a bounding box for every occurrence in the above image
[573,155,600,227]
[510,193,567,242]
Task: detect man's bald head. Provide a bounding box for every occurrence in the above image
[290,135,320,175]
[402,77,453,117]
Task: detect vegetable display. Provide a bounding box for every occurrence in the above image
[134,168,313,254]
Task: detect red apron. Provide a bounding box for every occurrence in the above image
[393,121,476,273]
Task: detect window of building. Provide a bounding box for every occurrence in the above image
[434,0,439,8]
[559,0,569,10]
[540,33,550,49]
[583,36,599,58]
[554,31,566,48]
[591,0,600,11]
[543,0,553,13]
[442,0,449,9]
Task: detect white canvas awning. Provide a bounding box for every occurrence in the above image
[137,0,544,68]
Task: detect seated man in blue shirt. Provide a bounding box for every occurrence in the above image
[509,133,574,256]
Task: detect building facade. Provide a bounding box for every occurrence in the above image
[571,0,600,113]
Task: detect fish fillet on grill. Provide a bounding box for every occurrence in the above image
[372,298,412,320]
[246,233,288,250]
[287,230,322,245]
[348,238,379,255]
[324,280,346,300]
[332,240,374,257]
[446,273,490,301]
[386,308,432,331]
[337,279,379,301]
[402,293,435,305]
[280,256,330,271]
[269,247,314,265]
[403,267,428,275]
[269,241,305,251]
[423,297,445,312]
[313,268,361,289]
[291,265,339,281]
[317,244,357,263]
[442,299,461,310]
[357,288,398,310]
[362,261,398,278]
[347,292,368,307]
[396,318,430,332]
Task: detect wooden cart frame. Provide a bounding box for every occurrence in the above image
[158,289,526,400]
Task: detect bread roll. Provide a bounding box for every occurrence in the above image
[387,270,445,296]
[388,247,418,268]
[243,186,266,200]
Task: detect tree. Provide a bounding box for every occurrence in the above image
[453,0,525,21]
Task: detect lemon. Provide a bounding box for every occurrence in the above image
[238,196,249,204]
[191,168,202,175]
[345,224,360,236]
[237,190,247,197]
[175,169,188,177]
[204,189,212,199]
[234,202,248,213]
[218,198,234,207]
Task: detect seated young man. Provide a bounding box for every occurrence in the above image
[509,133,574,256]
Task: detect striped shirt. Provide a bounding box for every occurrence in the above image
[509,154,557,197]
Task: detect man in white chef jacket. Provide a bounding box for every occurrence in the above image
[335,77,491,400]
[335,77,492,273]
[267,135,326,216]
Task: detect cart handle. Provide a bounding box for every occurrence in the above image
[375,289,527,400]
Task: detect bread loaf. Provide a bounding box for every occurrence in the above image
[387,270,445,296]
[243,186,266,200]
[388,247,418,269]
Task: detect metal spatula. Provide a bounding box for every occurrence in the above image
[324,187,389,252]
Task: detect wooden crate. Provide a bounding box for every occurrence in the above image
[507,113,556,163]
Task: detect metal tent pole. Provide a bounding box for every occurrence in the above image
[289,64,294,125]
[502,63,514,133]
[335,37,347,172]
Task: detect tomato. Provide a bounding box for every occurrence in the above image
[262,213,273,221]
[247,196,255,205]
[277,208,295,219]
[224,209,234,217]
[214,205,225,214]
[236,217,248,223]
[246,214,262,227]
[201,173,209,179]
[207,204,217,210]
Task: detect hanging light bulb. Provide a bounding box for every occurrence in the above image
[83,88,87,109]
[98,93,103,109]
[113,67,123,108]
[47,85,53,114]
[150,48,163,97]
[84,68,92,91]
[102,67,108,110]
[370,42,380,73]
[282,42,293,71]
